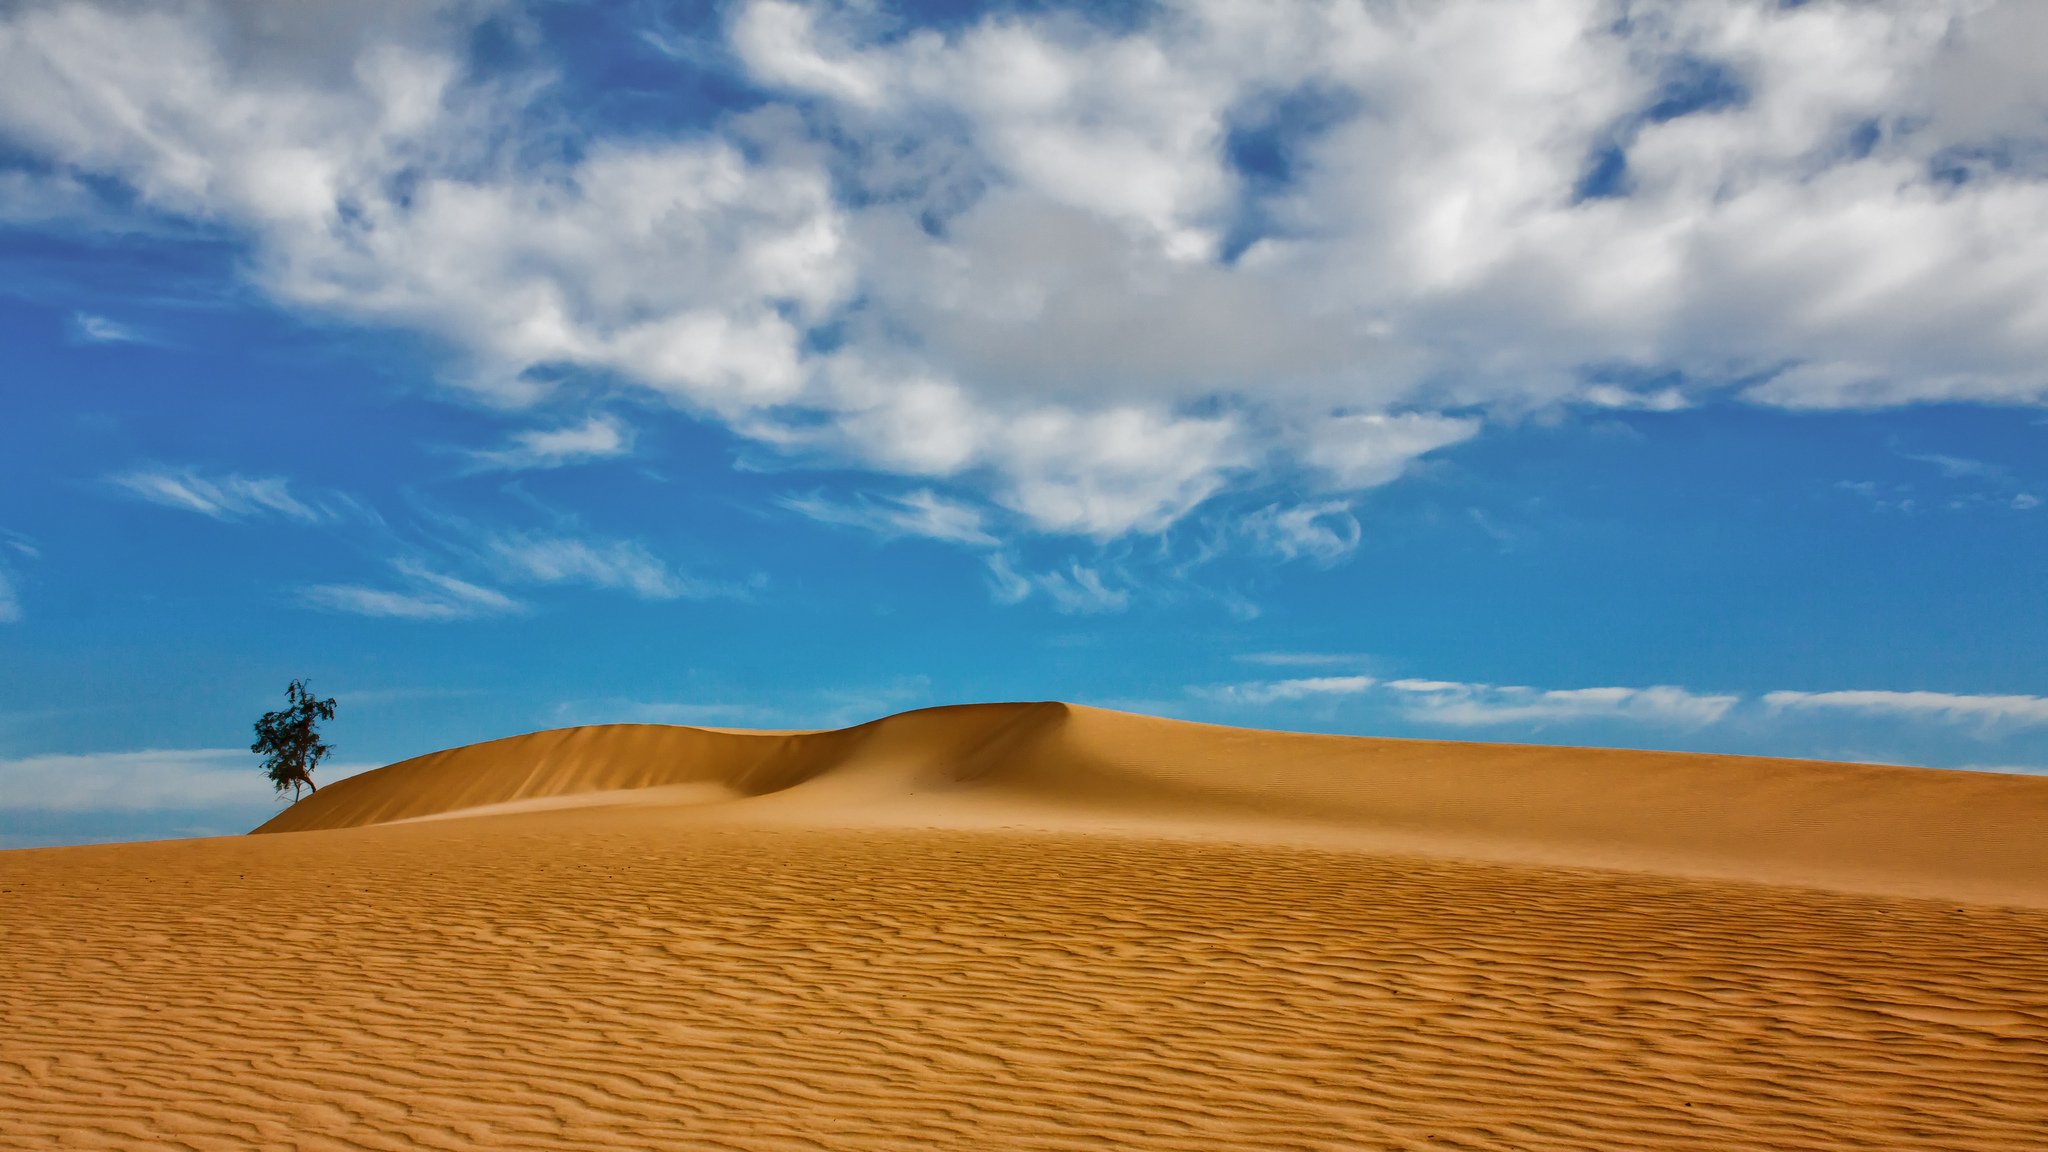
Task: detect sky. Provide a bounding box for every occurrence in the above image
[3,0,2046,848]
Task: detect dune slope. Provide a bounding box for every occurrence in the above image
[6,702,2048,1151]
[258,700,2048,903]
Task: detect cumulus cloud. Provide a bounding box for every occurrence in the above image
[9,0,2048,546]
[1303,415,1481,491]
[1765,690,2048,729]
[110,466,325,522]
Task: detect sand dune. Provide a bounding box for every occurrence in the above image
[6,702,2048,1150]
[259,701,2048,903]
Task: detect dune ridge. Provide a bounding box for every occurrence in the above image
[258,700,2048,905]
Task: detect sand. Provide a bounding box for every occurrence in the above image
[4,702,2046,1150]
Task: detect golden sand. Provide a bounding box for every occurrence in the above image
[4,702,2046,1150]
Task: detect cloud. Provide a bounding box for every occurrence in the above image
[1197,675,1377,706]
[1765,690,2048,729]
[70,311,147,344]
[781,488,998,546]
[1904,452,2006,481]
[110,466,325,522]
[485,532,715,600]
[1198,674,2048,736]
[8,0,2048,549]
[1239,500,1361,564]
[987,555,1129,613]
[1385,680,1740,728]
[0,747,377,812]
[1303,415,1481,491]
[1235,652,1368,668]
[1197,673,1738,728]
[299,560,522,620]
[467,414,634,471]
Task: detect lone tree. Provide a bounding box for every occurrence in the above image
[253,679,337,801]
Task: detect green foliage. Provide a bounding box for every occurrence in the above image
[252,678,337,801]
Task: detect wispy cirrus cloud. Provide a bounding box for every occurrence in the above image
[466,414,634,471]
[70,310,148,345]
[1765,690,2048,729]
[781,488,998,547]
[1238,500,1362,564]
[299,561,522,621]
[1196,675,1377,706]
[0,531,39,623]
[1385,680,1741,728]
[484,531,722,600]
[109,466,327,523]
[1202,671,2048,739]
[987,555,1130,614]
[1904,453,2007,481]
[1235,652,1370,668]
[0,747,377,812]
[1199,671,1739,728]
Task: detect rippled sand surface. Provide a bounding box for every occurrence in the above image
[5,703,2046,1150]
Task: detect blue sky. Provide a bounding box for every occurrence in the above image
[4,0,2047,847]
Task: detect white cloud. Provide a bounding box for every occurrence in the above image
[0,748,377,812]
[986,554,1129,613]
[1198,673,1738,728]
[70,311,146,344]
[1200,675,2048,735]
[1198,675,1377,706]
[485,532,711,600]
[10,0,2048,547]
[1387,680,1740,728]
[1765,690,2048,729]
[110,466,324,522]
[300,560,521,620]
[1303,414,1482,491]
[782,488,998,546]
[1956,764,2048,777]
[1905,452,2006,481]
[1235,651,1367,668]
[467,414,633,471]
[1240,500,1361,564]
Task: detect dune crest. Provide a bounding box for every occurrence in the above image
[256,700,2048,905]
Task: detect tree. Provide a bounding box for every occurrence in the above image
[253,679,337,801]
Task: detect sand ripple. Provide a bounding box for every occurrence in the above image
[6,810,2046,1150]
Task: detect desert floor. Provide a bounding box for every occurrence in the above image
[4,702,2046,1150]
